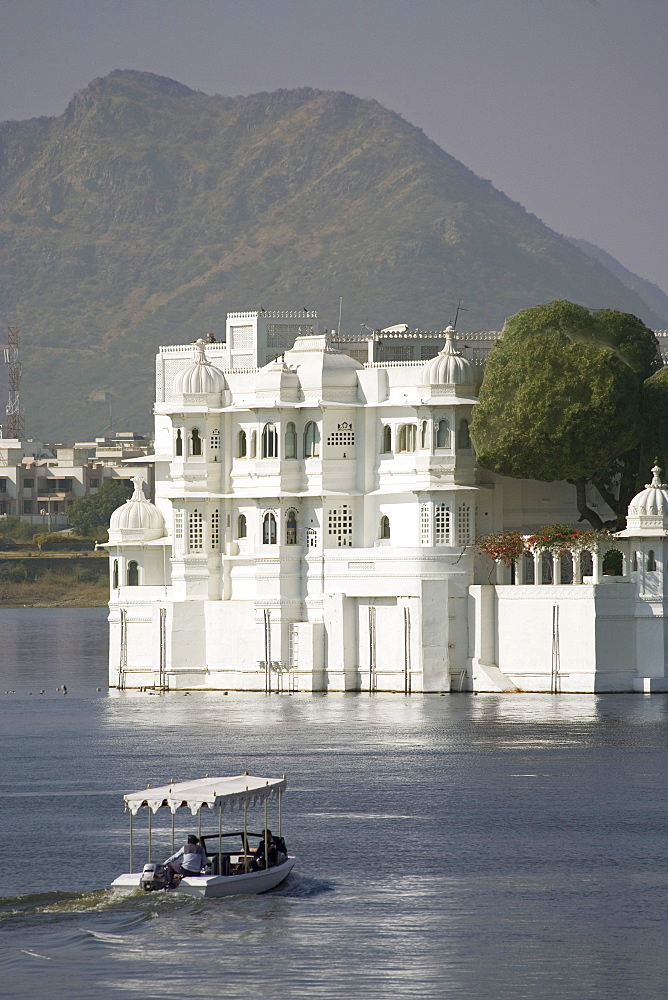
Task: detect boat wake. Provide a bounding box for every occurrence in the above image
[0,886,179,921]
[278,874,334,898]
[77,928,128,943]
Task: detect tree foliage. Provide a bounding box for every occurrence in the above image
[0,515,39,543]
[67,480,133,537]
[640,366,668,474]
[471,301,661,529]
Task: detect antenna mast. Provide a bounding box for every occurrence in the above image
[451,300,468,330]
[4,326,24,440]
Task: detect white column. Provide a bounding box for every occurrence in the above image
[593,549,602,583]
[533,551,541,585]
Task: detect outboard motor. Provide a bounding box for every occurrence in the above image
[139,862,168,891]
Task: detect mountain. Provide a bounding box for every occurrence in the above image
[565,238,668,328]
[0,70,665,440]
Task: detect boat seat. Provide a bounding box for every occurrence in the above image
[208,855,231,876]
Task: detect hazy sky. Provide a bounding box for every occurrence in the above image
[2,0,667,295]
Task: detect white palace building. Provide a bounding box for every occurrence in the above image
[105,311,668,694]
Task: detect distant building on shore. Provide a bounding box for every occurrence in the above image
[0,431,153,530]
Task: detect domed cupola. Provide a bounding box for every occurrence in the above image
[108,477,166,543]
[421,328,476,386]
[172,339,225,398]
[621,464,668,535]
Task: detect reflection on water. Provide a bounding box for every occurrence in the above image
[1,609,668,999]
[0,606,108,696]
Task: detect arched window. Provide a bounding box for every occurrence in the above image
[250,431,257,459]
[307,528,317,548]
[560,551,574,584]
[457,503,472,544]
[420,504,430,546]
[603,549,624,576]
[127,560,139,586]
[190,428,202,456]
[398,424,417,453]
[647,549,656,572]
[237,430,247,458]
[457,419,471,449]
[327,504,353,547]
[263,512,277,544]
[285,422,297,459]
[113,559,119,589]
[304,421,320,458]
[286,509,298,545]
[436,419,450,448]
[523,550,535,584]
[434,503,450,545]
[382,425,392,454]
[189,509,203,550]
[237,513,247,539]
[262,423,278,459]
[210,428,220,460]
[175,429,183,457]
[379,515,391,539]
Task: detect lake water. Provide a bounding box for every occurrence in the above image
[1,607,668,999]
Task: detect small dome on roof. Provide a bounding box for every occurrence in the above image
[627,464,668,520]
[421,330,475,385]
[109,477,165,541]
[172,340,225,395]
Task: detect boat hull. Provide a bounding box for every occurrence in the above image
[111,856,296,898]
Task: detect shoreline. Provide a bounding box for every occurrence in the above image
[0,554,109,608]
[0,598,108,608]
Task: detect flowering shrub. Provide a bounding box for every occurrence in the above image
[476,530,526,567]
[526,524,612,554]
[477,525,614,568]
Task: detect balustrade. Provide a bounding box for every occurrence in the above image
[497,539,627,586]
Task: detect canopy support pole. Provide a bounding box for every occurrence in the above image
[198,807,202,840]
[264,798,269,871]
[243,799,249,873]
[218,805,223,876]
[278,788,283,838]
[171,811,175,854]
[148,808,152,863]
[129,809,133,873]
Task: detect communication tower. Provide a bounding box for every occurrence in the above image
[3,326,24,440]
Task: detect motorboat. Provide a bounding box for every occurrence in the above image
[111,773,296,898]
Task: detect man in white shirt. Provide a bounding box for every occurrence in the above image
[164,835,207,886]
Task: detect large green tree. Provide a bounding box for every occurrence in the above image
[471,300,661,529]
[639,366,668,475]
[67,479,133,537]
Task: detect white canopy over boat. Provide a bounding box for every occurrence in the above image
[123,774,287,816]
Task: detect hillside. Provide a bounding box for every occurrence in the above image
[0,70,664,440]
[566,238,668,327]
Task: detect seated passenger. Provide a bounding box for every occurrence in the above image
[164,835,208,886]
[253,829,287,870]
